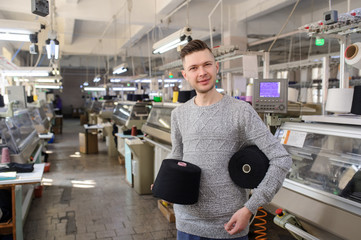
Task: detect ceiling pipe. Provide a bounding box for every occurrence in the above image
[248,30,304,47]
[208,0,222,48]
[160,0,192,24]
[123,0,192,51]
[90,2,127,55]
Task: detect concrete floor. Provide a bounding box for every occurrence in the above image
[22,118,294,240]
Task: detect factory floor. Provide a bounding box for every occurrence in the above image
[23,118,294,240]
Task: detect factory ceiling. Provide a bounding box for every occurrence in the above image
[0,0,357,74]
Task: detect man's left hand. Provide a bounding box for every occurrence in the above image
[224,207,252,235]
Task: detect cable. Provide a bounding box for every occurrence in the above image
[11,42,25,62]
[253,207,267,240]
[268,0,300,52]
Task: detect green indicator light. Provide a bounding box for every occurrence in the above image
[127,83,130,86]
[216,79,219,83]
[315,38,325,46]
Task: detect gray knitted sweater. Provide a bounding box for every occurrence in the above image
[168,94,292,239]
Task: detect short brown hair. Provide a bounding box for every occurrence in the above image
[180,39,213,61]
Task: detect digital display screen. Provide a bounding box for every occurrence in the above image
[259,82,280,98]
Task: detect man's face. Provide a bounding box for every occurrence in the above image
[182,49,219,94]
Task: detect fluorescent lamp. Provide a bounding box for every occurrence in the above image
[216,88,224,93]
[93,75,101,82]
[136,78,181,83]
[113,63,128,74]
[0,19,41,34]
[54,40,59,59]
[110,78,122,83]
[46,39,51,59]
[112,87,136,91]
[2,67,50,77]
[35,79,58,83]
[0,32,30,42]
[163,79,181,83]
[14,78,29,82]
[35,76,62,83]
[153,27,192,54]
[84,87,106,91]
[154,39,189,54]
[35,85,62,89]
[140,79,151,83]
[46,39,60,59]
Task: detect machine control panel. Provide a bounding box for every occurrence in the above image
[252,79,288,114]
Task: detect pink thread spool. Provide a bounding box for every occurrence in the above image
[1,147,10,163]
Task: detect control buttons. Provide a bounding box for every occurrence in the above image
[279,105,285,110]
[275,208,284,217]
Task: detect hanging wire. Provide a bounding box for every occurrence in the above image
[114,13,118,67]
[268,0,300,52]
[86,58,89,84]
[50,0,54,32]
[186,0,189,27]
[127,0,135,76]
[11,42,25,62]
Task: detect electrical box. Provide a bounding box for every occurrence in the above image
[29,44,38,54]
[6,86,27,109]
[31,0,49,17]
[323,10,338,25]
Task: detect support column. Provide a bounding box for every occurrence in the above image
[221,6,248,96]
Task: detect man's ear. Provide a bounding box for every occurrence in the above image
[181,70,187,81]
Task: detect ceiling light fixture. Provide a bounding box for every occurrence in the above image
[110,78,122,83]
[113,63,128,74]
[112,87,136,91]
[35,85,62,89]
[0,32,31,42]
[93,74,101,82]
[83,87,106,91]
[153,27,192,54]
[45,38,59,59]
[2,67,51,77]
[35,76,62,83]
[35,79,59,83]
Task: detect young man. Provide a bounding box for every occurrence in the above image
[168,40,292,239]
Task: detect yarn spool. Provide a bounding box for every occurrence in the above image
[326,88,354,114]
[1,148,10,164]
[288,88,299,102]
[228,145,270,189]
[152,159,201,205]
[351,86,361,115]
[131,126,137,136]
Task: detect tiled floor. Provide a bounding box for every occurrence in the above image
[23,118,293,240]
[23,119,177,240]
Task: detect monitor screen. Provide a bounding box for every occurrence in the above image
[259,82,280,98]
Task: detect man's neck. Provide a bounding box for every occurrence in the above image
[194,89,223,106]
